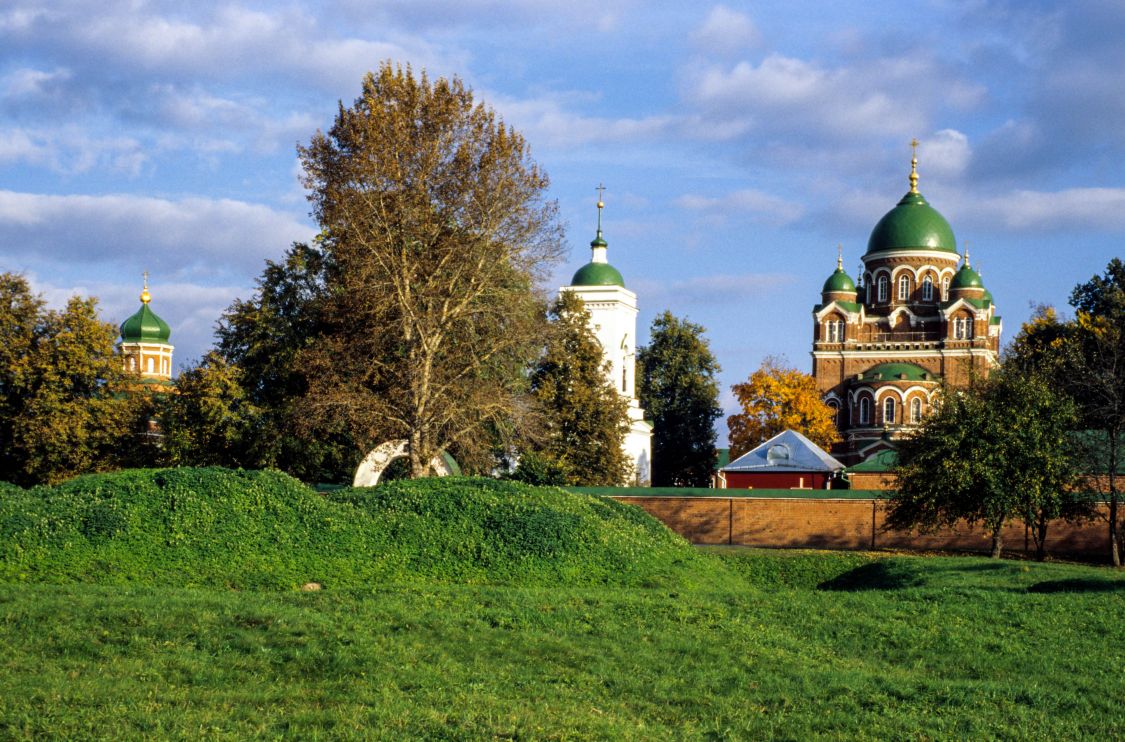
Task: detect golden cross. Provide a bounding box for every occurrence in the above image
[836,243,843,270]
[595,183,606,208]
[143,270,149,289]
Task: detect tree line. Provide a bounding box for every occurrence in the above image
[0,64,726,490]
[889,259,1125,565]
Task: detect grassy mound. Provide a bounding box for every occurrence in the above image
[0,468,715,590]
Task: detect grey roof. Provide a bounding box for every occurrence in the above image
[722,429,844,473]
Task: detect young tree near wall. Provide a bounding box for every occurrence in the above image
[888,370,1085,559]
[528,292,631,486]
[298,63,564,478]
[1068,258,1125,566]
[0,274,140,486]
[637,311,722,487]
[727,357,839,458]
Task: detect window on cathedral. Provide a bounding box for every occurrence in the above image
[922,275,933,301]
[941,277,950,301]
[884,397,896,425]
[825,319,844,343]
[877,276,888,303]
[955,317,974,340]
[622,363,627,392]
[898,275,910,301]
[911,397,922,423]
[859,397,871,425]
[146,357,154,373]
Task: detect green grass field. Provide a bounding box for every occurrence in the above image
[1,470,1122,739]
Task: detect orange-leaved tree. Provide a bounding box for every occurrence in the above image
[727,357,840,458]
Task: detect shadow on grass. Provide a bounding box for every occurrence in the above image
[817,562,923,592]
[1027,578,1125,594]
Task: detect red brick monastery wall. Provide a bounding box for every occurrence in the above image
[612,496,1114,558]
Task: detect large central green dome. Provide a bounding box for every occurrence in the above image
[866,191,957,256]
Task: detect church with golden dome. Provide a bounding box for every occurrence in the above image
[812,142,1001,463]
[119,274,174,385]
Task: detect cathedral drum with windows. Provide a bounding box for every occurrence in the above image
[811,145,1001,463]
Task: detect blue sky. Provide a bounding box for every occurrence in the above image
[3,1,1124,439]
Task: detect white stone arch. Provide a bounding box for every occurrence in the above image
[353,440,457,487]
[874,387,907,404]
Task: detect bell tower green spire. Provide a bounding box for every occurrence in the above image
[570,183,624,287]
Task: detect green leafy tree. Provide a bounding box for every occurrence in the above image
[529,292,631,486]
[157,352,263,467]
[0,274,139,485]
[637,311,722,486]
[296,63,564,478]
[888,369,1085,559]
[216,241,355,482]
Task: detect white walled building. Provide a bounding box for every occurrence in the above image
[561,196,653,484]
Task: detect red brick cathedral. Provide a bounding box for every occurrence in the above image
[812,145,1001,464]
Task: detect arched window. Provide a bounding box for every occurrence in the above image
[825,319,844,343]
[146,357,154,373]
[884,397,896,425]
[877,275,889,303]
[955,317,974,340]
[859,397,871,425]
[827,400,841,428]
[128,356,136,371]
[941,276,950,301]
[898,274,910,301]
[922,275,933,301]
[622,362,627,392]
[911,397,922,423]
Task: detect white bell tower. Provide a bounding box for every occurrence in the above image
[561,186,652,484]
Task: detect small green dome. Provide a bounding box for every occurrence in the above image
[571,262,625,287]
[951,264,983,290]
[121,303,171,343]
[822,267,856,294]
[866,191,957,256]
[859,362,938,383]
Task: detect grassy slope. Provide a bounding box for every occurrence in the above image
[1,469,1122,738]
[1,552,1122,739]
[0,469,714,590]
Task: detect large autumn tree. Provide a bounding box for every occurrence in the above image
[637,311,722,486]
[727,357,839,458]
[295,63,564,478]
[528,291,631,486]
[0,274,142,485]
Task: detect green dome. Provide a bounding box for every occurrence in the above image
[866,191,957,255]
[121,303,171,344]
[951,264,983,290]
[571,262,625,287]
[822,267,856,293]
[859,362,938,383]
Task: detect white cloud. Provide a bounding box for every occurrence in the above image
[676,188,804,226]
[691,6,761,56]
[0,126,146,175]
[920,129,972,180]
[975,187,1125,232]
[0,190,313,277]
[492,93,676,149]
[634,273,796,307]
